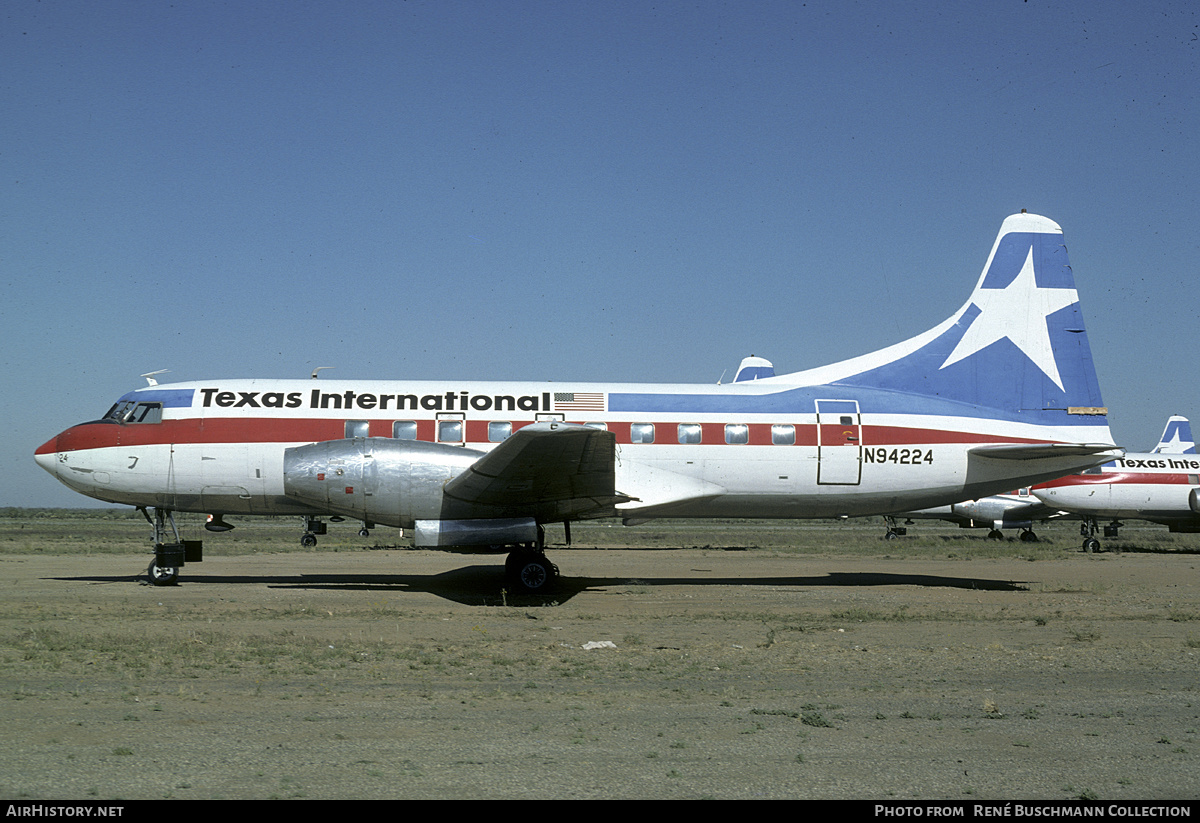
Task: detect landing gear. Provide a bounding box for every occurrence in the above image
[139,507,201,586]
[147,558,179,586]
[505,545,559,593]
[882,516,907,539]
[298,517,375,544]
[504,526,559,593]
[1019,529,1039,543]
[301,516,327,547]
[1079,518,1120,552]
[987,529,1004,540]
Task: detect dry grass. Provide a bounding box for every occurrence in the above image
[3,508,1198,560]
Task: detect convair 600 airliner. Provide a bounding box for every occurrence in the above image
[1034,415,1200,552]
[36,212,1121,591]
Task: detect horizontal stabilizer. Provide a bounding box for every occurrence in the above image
[968,443,1124,461]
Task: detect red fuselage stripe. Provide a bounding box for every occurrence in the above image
[47,417,1050,453]
[1037,472,1197,488]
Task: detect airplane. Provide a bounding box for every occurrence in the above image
[1150,415,1195,455]
[1032,416,1200,552]
[881,488,1055,542]
[35,211,1123,591]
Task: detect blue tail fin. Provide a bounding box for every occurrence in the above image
[733,356,776,382]
[780,212,1106,428]
[1151,416,1195,454]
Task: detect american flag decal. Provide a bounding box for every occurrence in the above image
[553,391,606,412]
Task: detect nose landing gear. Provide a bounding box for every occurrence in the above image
[140,507,202,586]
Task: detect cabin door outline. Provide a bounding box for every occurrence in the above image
[815,399,862,485]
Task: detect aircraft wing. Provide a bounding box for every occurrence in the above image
[441,422,632,521]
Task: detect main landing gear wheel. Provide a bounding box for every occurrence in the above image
[300,533,318,548]
[147,559,179,586]
[1082,537,1101,553]
[505,548,559,594]
[1019,530,1039,543]
[987,529,1004,540]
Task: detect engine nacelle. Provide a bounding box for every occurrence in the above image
[950,499,1032,530]
[414,518,538,549]
[284,437,484,528]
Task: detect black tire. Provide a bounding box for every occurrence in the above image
[508,554,557,594]
[147,559,179,586]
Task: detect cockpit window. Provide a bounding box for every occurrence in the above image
[103,401,135,421]
[103,401,162,424]
[129,403,162,423]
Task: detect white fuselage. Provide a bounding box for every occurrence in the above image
[37,377,1118,526]
[1033,454,1200,526]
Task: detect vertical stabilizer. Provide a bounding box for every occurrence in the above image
[779,212,1107,429]
[1151,416,1195,454]
[733,356,776,382]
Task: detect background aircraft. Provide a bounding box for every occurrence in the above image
[1033,416,1199,552]
[36,212,1120,590]
[882,489,1054,542]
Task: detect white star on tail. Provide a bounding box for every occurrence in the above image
[939,246,1079,390]
[1161,432,1185,451]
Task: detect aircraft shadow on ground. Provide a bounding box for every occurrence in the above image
[50,563,1029,607]
[1097,544,1200,555]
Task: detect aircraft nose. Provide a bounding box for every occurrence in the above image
[34,435,60,477]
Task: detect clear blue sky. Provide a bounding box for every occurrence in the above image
[4,0,1198,507]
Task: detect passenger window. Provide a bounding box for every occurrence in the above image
[630,423,655,444]
[725,424,749,445]
[677,424,702,444]
[488,422,512,442]
[392,421,417,440]
[437,420,463,443]
[345,420,369,439]
[584,422,608,430]
[772,424,796,445]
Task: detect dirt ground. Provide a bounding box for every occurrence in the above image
[1,520,1198,800]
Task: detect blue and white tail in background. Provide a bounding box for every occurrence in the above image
[1151,416,1195,454]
